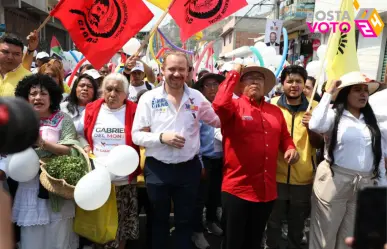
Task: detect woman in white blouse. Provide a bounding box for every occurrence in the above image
[308,71,387,249]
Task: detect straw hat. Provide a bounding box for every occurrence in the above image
[332,71,381,100]
[194,73,225,90]
[241,63,276,95]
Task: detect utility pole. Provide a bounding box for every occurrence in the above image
[275,0,280,19]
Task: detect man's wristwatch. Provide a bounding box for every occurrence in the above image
[159,133,164,144]
[27,49,35,54]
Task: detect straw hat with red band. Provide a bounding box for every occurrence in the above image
[240,63,276,95]
[331,71,381,101]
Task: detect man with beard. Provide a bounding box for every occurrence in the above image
[266,65,323,249]
[132,50,220,249]
[88,0,109,27]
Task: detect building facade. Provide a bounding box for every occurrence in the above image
[219,17,266,61]
[0,0,71,52]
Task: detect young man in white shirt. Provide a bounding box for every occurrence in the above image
[132,50,220,249]
[127,61,154,102]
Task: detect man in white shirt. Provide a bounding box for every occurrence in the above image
[127,61,154,102]
[132,50,220,249]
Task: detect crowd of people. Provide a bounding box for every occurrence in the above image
[0,30,386,249]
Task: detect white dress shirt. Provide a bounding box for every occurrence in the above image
[132,83,220,164]
[309,93,387,184]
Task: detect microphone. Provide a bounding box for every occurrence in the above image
[0,97,40,154]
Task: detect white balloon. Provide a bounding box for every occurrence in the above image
[306,61,320,77]
[262,46,277,59]
[8,148,39,182]
[243,57,254,65]
[106,145,139,177]
[274,55,283,68]
[316,45,327,61]
[264,57,275,67]
[122,38,141,55]
[74,167,111,211]
[268,66,276,73]
[254,42,267,53]
[233,58,243,64]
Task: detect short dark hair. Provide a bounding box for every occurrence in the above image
[0,34,24,52]
[307,76,316,87]
[15,74,63,113]
[280,65,308,84]
[79,64,94,73]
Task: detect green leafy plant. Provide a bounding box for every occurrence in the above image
[45,156,88,186]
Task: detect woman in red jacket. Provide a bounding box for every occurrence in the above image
[79,73,141,249]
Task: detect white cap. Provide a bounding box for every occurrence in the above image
[220,62,234,72]
[84,69,102,79]
[130,61,144,73]
[36,52,50,60]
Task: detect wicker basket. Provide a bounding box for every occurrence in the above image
[39,145,92,200]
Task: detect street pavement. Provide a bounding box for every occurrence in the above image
[125,215,308,249]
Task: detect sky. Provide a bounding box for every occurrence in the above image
[141,0,274,32]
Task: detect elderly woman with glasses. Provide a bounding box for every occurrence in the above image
[78,73,141,249]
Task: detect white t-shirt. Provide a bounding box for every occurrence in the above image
[90,104,128,185]
[92,104,126,158]
[128,82,154,102]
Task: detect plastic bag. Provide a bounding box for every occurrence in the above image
[73,185,118,244]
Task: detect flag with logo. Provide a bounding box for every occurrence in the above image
[50,0,154,69]
[325,0,360,89]
[146,0,204,40]
[169,0,248,42]
[50,36,65,59]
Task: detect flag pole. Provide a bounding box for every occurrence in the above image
[306,33,333,112]
[36,15,52,33]
[306,0,346,112]
[134,0,176,57]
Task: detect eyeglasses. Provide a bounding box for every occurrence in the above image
[242,76,265,84]
[203,82,219,89]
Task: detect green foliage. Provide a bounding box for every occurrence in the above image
[45,156,88,186]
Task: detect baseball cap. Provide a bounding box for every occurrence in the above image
[130,61,144,73]
[84,69,102,79]
[36,52,50,60]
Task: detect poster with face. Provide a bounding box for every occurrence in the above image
[265,19,283,54]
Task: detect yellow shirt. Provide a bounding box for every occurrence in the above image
[137,147,146,187]
[63,83,71,94]
[0,66,32,96]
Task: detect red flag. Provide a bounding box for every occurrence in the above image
[169,0,248,42]
[51,0,153,69]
